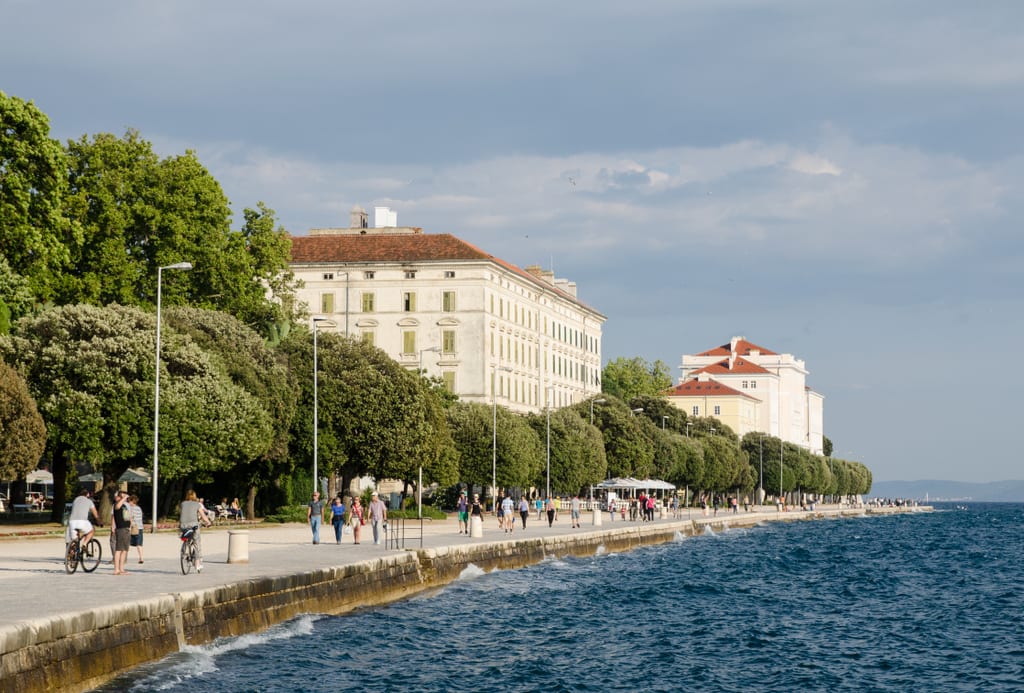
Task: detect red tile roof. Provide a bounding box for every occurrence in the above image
[664,378,757,399]
[290,232,604,317]
[693,358,771,375]
[697,338,777,357]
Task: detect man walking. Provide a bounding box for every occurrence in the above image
[307,491,325,545]
[368,491,388,545]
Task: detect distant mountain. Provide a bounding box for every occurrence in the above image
[870,479,1024,502]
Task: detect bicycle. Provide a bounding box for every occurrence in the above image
[180,525,200,574]
[65,529,102,574]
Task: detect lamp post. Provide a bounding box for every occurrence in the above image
[631,407,644,416]
[661,415,668,430]
[151,261,192,533]
[685,421,692,437]
[590,397,606,425]
[343,272,349,337]
[758,435,765,506]
[491,364,512,512]
[546,386,555,499]
[779,438,784,503]
[313,317,336,497]
[419,345,441,374]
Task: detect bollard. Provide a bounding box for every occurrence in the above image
[592,507,602,526]
[227,530,250,563]
[470,515,483,538]
[660,505,667,520]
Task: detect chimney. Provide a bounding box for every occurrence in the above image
[350,205,368,229]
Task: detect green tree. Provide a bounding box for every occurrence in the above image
[591,398,656,479]
[1,304,275,520]
[164,306,298,519]
[528,407,606,497]
[0,256,35,334]
[0,91,73,303]
[601,357,672,402]
[0,361,46,481]
[58,131,295,337]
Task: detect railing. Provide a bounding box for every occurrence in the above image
[384,516,429,550]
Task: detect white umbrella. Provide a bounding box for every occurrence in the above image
[26,469,53,484]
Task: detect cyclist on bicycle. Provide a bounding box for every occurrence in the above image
[178,490,212,572]
[66,488,100,545]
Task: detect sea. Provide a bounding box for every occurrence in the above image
[97,503,1023,692]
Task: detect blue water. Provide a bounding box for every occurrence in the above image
[99,504,1024,692]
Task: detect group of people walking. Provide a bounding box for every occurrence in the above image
[457,491,569,534]
[308,491,388,546]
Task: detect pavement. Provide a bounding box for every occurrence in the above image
[0,505,867,630]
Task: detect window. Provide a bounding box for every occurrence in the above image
[402,331,416,354]
[361,292,375,312]
[322,273,334,280]
[714,405,721,416]
[742,381,748,389]
[404,270,416,279]
[444,270,455,278]
[364,271,375,279]
[442,371,455,392]
[403,292,416,312]
[361,331,375,347]
[321,293,334,313]
[750,381,757,389]
[442,291,456,312]
[442,330,456,354]
[692,406,699,416]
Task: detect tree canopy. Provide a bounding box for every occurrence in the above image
[601,356,673,401]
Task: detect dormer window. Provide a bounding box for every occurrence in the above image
[364,271,375,280]
[323,273,334,280]
[404,271,416,279]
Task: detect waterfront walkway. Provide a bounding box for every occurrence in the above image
[0,504,911,629]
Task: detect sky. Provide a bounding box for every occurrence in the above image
[4,1,1022,483]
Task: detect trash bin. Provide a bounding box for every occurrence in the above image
[470,515,483,538]
[227,530,249,564]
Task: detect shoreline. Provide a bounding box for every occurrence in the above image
[0,505,929,692]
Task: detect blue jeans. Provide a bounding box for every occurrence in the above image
[310,516,321,544]
[332,518,344,542]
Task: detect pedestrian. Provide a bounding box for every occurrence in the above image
[350,498,364,543]
[128,494,144,564]
[671,495,679,519]
[470,493,484,533]
[368,491,388,545]
[457,491,469,534]
[112,491,132,575]
[535,497,543,521]
[646,495,655,521]
[608,498,616,522]
[545,497,556,527]
[330,496,346,544]
[501,493,515,533]
[179,490,212,572]
[570,494,581,528]
[307,491,324,545]
[518,496,530,530]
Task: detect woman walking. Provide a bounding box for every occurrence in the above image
[330,496,346,544]
[349,497,364,544]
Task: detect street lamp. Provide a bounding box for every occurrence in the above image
[313,317,337,497]
[661,415,669,430]
[590,397,606,425]
[419,345,441,374]
[631,407,644,416]
[546,386,555,499]
[491,364,512,512]
[758,435,765,505]
[342,272,349,337]
[685,421,692,437]
[152,261,192,533]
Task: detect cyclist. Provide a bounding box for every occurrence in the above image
[66,489,100,545]
[178,490,212,572]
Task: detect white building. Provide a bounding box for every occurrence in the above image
[672,336,824,454]
[289,207,606,413]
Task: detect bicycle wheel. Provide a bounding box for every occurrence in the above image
[64,541,79,574]
[81,538,102,572]
[180,539,195,575]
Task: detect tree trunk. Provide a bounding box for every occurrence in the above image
[246,484,256,521]
[48,442,69,523]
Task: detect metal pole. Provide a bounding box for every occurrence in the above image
[151,261,191,533]
[344,272,349,337]
[492,365,497,513]
[546,395,551,499]
[313,321,319,497]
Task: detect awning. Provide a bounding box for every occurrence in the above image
[595,477,676,491]
[79,472,104,482]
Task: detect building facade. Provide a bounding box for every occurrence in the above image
[668,336,824,453]
[289,208,605,414]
